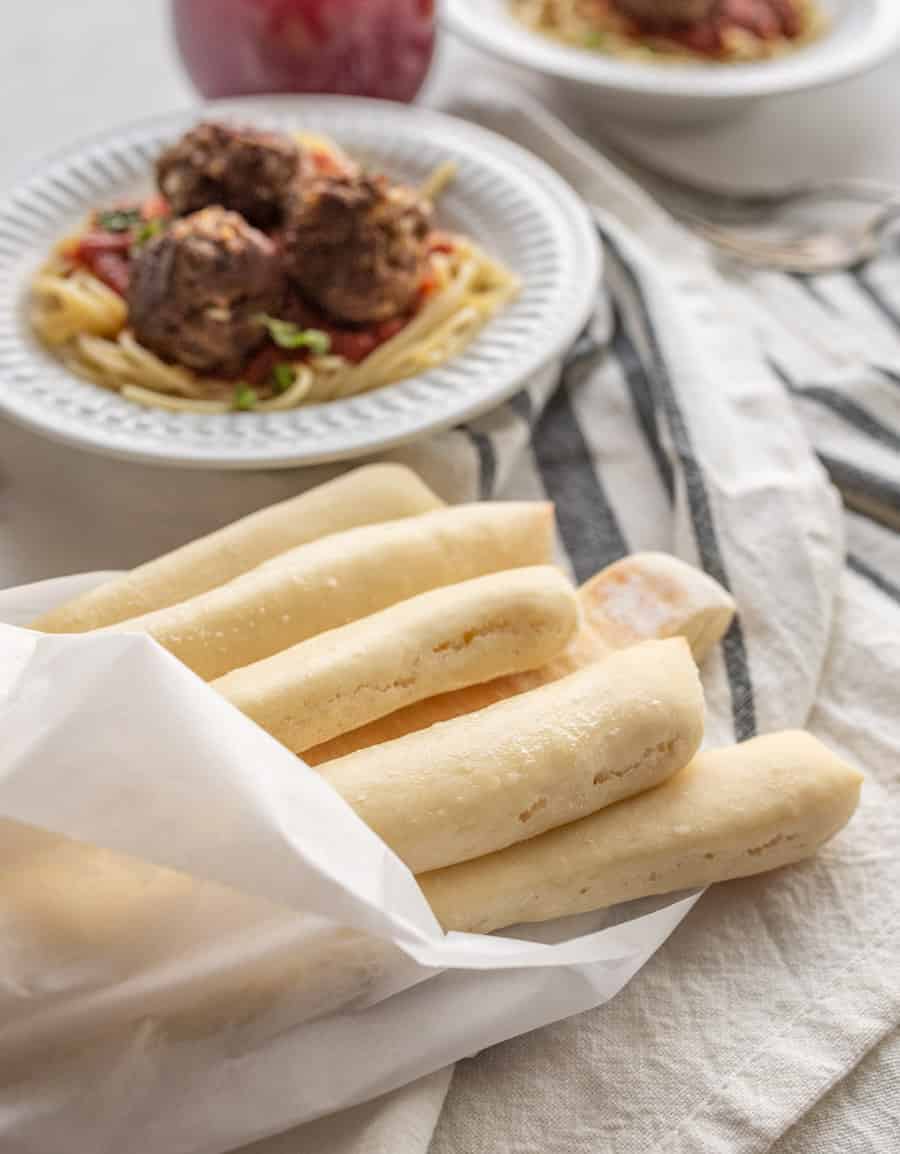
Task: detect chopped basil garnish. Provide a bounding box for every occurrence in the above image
[272,362,296,392]
[132,218,164,248]
[96,207,144,233]
[258,315,331,354]
[233,384,258,411]
[583,30,607,49]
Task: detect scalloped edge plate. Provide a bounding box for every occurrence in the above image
[0,96,599,469]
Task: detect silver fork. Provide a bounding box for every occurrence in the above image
[602,141,900,273]
[675,200,900,274]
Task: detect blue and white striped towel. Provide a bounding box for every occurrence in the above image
[244,97,899,1154]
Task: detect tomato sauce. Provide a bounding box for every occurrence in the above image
[67,198,452,388]
[67,197,173,296]
[610,0,805,57]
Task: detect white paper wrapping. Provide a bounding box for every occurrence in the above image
[0,575,700,1154]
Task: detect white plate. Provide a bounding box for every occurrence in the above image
[444,0,900,122]
[0,96,599,470]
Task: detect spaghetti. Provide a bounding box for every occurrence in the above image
[508,0,826,65]
[30,137,518,414]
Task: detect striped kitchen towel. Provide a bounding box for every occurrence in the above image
[261,96,900,1154]
[383,94,900,752]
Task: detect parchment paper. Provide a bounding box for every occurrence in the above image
[0,574,699,1154]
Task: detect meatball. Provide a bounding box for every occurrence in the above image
[614,0,716,21]
[127,207,283,377]
[283,173,432,325]
[156,121,300,228]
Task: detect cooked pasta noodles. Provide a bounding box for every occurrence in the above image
[509,0,825,65]
[29,137,519,415]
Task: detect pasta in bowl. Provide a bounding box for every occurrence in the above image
[508,0,827,65]
[444,1,900,124]
[31,122,518,415]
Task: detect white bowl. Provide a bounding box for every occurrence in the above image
[443,0,900,125]
[0,96,598,470]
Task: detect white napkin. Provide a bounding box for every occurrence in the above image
[237,96,900,1154]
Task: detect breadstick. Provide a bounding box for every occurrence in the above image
[105,502,555,681]
[420,731,863,934]
[213,567,579,753]
[320,638,704,874]
[304,552,734,765]
[31,464,443,633]
[555,551,737,669]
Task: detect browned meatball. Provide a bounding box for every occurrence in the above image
[614,0,716,21]
[127,207,283,377]
[156,121,300,228]
[283,173,432,325]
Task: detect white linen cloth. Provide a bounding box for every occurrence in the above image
[232,97,899,1154]
[0,95,897,1153]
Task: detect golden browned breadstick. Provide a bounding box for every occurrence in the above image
[212,567,578,753]
[319,638,704,875]
[104,502,556,681]
[419,731,863,934]
[304,552,734,765]
[31,464,444,633]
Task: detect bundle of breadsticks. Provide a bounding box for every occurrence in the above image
[33,464,863,936]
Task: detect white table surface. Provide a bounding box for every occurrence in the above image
[4,4,900,192]
[1,1,899,592]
